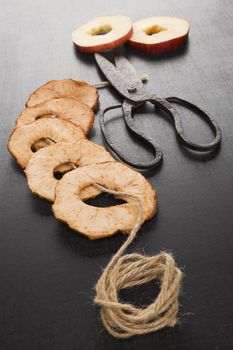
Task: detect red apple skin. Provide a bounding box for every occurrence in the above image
[128,32,189,54]
[74,27,133,53]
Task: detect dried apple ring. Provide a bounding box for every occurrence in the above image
[52,162,157,239]
[26,79,99,110]
[25,140,114,202]
[8,118,85,169]
[16,97,94,135]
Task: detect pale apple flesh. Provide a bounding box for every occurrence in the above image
[72,15,133,53]
[128,17,190,54]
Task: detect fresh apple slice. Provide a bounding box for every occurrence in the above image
[128,16,190,54]
[72,15,133,53]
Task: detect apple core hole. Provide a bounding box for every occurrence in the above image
[144,25,166,36]
[89,24,112,36]
[35,114,57,121]
[53,162,77,179]
[84,192,126,208]
[31,138,55,152]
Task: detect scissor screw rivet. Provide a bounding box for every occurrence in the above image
[127,87,137,93]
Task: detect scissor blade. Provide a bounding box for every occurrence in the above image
[94,53,137,98]
[114,54,143,88]
[95,53,118,77]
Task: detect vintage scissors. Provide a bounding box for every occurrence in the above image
[95,53,221,170]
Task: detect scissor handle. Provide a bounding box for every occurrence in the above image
[99,96,221,170]
[99,103,163,170]
[145,95,221,151]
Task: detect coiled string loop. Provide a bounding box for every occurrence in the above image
[93,183,183,338]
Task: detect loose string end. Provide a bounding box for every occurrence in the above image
[93,74,149,89]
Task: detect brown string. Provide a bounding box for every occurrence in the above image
[92,183,183,338]
[93,74,149,89]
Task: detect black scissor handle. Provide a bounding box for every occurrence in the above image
[99,96,222,171]
[165,96,221,151]
[99,103,163,170]
[147,95,221,152]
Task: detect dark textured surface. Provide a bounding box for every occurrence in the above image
[1,1,233,349]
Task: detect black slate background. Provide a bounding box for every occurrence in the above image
[0,0,233,349]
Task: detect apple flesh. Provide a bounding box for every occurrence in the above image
[128,17,190,54]
[72,15,133,53]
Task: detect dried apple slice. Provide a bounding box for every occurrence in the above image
[26,79,99,110]
[72,15,133,53]
[16,97,94,135]
[52,162,157,239]
[25,140,115,202]
[8,118,85,169]
[128,17,190,54]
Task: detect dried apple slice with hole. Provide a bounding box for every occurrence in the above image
[52,162,157,239]
[25,140,115,202]
[16,97,94,135]
[26,79,99,110]
[8,118,85,169]
[72,15,133,53]
[128,16,190,54]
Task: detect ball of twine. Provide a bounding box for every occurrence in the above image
[93,183,183,338]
